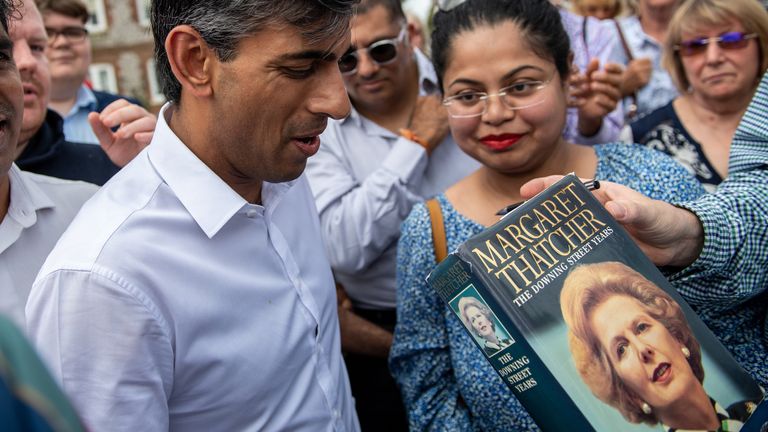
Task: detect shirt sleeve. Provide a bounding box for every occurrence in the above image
[388,204,478,431]
[26,267,174,432]
[307,125,429,274]
[670,72,768,307]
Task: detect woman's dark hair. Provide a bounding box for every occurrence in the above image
[431,0,571,92]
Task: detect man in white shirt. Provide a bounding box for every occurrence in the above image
[0,0,100,331]
[305,1,479,429]
[26,1,360,431]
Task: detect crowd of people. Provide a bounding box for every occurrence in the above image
[0,0,765,430]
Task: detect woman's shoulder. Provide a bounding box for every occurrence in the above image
[595,143,705,201]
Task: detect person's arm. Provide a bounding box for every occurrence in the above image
[26,269,173,431]
[336,285,392,357]
[306,97,448,274]
[672,169,768,305]
[89,99,156,167]
[389,204,477,431]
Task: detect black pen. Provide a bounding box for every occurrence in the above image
[495,179,600,216]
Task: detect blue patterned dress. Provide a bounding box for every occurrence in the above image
[390,143,705,431]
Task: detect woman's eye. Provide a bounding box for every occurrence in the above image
[455,93,480,104]
[616,344,627,358]
[636,322,649,332]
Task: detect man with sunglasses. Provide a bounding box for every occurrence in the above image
[38,0,144,146]
[306,1,479,430]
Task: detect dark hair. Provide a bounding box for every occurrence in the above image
[0,0,18,33]
[151,0,358,104]
[431,0,571,92]
[354,0,405,22]
[36,0,89,24]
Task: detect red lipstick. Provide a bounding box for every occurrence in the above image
[480,133,523,151]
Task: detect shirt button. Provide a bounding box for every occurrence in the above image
[333,409,340,419]
[245,209,258,218]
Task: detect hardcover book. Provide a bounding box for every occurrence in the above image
[427,174,766,431]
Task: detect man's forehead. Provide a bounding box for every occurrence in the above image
[9,5,46,39]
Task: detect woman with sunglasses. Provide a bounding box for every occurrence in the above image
[626,0,768,193]
[389,0,705,430]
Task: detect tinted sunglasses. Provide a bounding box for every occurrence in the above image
[339,27,406,75]
[674,31,758,57]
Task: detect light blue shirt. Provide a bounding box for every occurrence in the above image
[306,49,480,309]
[612,15,679,119]
[60,84,100,145]
[27,104,360,432]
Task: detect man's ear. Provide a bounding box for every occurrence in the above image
[165,25,215,98]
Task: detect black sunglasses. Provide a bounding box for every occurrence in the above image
[339,27,406,75]
[674,31,758,57]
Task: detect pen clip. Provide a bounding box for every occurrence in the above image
[494,178,600,216]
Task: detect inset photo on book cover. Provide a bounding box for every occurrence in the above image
[450,285,515,358]
[560,261,762,431]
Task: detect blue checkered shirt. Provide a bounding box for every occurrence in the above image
[671,72,768,388]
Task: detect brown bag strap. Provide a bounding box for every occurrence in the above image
[613,19,639,118]
[613,19,634,61]
[426,199,448,263]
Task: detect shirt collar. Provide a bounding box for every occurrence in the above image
[6,164,55,228]
[71,84,98,115]
[148,103,273,238]
[624,15,661,47]
[343,48,440,129]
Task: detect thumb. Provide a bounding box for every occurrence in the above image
[586,58,600,78]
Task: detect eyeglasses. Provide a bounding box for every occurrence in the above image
[442,78,553,118]
[338,27,406,75]
[45,26,89,44]
[436,0,466,11]
[674,32,757,57]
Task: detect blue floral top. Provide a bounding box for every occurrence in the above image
[390,143,705,431]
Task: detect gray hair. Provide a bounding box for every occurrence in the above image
[151,0,358,103]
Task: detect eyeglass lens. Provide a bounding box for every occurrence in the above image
[678,32,756,56]
[338,39,399,74]
[46,26,88,42]
[443,81,549,118]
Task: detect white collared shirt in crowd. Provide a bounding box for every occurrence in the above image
[306,48,480,310]
[0,165,96,329]
[26,103,359,432]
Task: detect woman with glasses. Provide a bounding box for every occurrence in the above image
[625,0,768,193]
[389,0,705,430]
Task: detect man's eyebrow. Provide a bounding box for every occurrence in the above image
[276,49,341,63]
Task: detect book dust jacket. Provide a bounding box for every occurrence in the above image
[427,174,766,431]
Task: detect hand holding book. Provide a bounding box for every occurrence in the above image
[520,175,704,268]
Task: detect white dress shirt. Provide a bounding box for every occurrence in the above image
[0,165,95,329]
[306,49,480,310]
[26,104,359,432]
